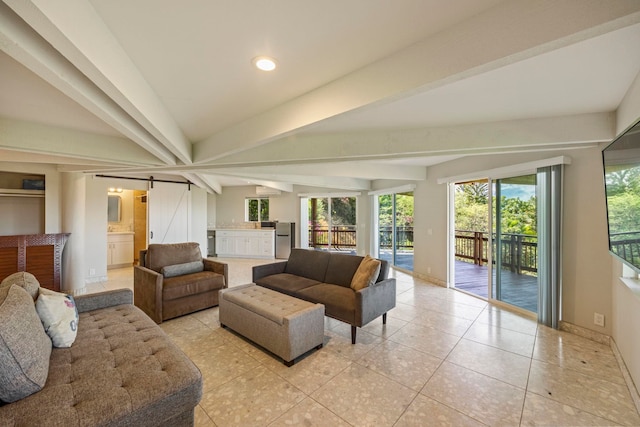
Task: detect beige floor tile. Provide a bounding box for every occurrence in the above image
[171,328,228,359]
[463,321,536,357]
[268,397,351,427]
[264,349,352,395]
[357,340,443,391]
[195,404,217,427]
[415,297,485,321]
[360,315,409,338]
[521,392,622,426]
[421,361,526,426]
[387,301,422,322]
[188,343,261,393]
[528,360,640,426]
[394,394,485,427]
[311,363,416,427]
[322,327,383,361]
[411,309,475,337]
[200,365,305,427]
[446,338,531,388]
[475,306,538,336]
[533,328,625,385]
[388,322,461,359]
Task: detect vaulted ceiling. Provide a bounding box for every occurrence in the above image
[1,0,640,193]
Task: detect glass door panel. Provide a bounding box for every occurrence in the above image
[395,192,414,270]
[308,197,329,251]
[377,194,393,264]
[492,175,538,312]
[377,192,414,271]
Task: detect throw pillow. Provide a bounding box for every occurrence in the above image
[161,260,204,278]
[0,271,40,301]
[350,255,382,291]
[0,285,52,403]
[35,288,79,348]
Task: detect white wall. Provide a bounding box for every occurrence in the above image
[189,186,208,254]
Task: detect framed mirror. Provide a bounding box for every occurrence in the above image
[108,195,121,222]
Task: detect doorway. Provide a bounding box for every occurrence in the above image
[306,196,357,253]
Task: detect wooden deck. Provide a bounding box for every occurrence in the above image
[454,260,538,313]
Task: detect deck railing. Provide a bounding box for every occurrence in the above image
[455,230,538,274]
[308,225,415,250]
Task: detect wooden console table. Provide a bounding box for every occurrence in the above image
[0,233,70,291]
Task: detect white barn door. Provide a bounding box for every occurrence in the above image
[148,181,191,244]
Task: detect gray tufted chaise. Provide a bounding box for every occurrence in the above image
[0,288,202,426]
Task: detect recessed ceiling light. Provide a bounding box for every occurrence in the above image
[253,56,277,71]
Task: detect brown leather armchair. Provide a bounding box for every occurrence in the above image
[134,242,228,323]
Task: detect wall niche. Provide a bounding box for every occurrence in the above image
[0,171,45,236]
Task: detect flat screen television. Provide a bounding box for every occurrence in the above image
[603,118,640,273]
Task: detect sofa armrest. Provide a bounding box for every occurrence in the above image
[75,288,133,313]
[203,258,229,288]
[134,265,164,323]
[355,278,396,326]
[252,261,287,282]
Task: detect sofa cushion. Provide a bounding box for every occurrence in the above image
[0,271,40,301]
[285,249,331,282]
[297,283,356,324]
[35,288,79,348]
[254,273,322,297]
[0,285,52,403]
[161,260,204,278]
[146,242,202,273]
[162,271,225,301]
[324,253,364,287]
[350,255,382,291]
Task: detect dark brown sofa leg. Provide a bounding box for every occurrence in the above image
[351,325,356,344]
[383,313,387,324]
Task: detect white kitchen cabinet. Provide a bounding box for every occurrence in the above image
[107,232,134,268]
[215,229,274,259]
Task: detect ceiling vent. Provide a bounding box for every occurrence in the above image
[256,186,281,196]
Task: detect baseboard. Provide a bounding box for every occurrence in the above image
[611,338,640,414]
[559,320,610,346]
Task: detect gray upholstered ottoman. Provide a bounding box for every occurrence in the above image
[219,284,324,366]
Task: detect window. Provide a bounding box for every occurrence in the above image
[246,197,269,222]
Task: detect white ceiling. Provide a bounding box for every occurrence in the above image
[1,0,640,192]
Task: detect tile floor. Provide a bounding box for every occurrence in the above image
[99,260,640,426]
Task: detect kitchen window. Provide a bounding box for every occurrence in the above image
[246,197,269,222]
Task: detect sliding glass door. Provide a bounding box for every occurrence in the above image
[492,175,538,312]
[450,165,563,323]
[377,192,414,271]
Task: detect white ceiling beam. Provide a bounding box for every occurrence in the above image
[2,0,192,164]
[246,181,294,193]
[193,1,640,163]
[0,117,165,166]
[216,172,371,191]
[210,113,615,164]
[182,172,222,195]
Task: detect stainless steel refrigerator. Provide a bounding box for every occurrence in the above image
[275,222,295,259]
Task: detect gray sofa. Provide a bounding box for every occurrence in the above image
[252,248,396,344]
[0,287,202,426]
[135,242,228,323]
